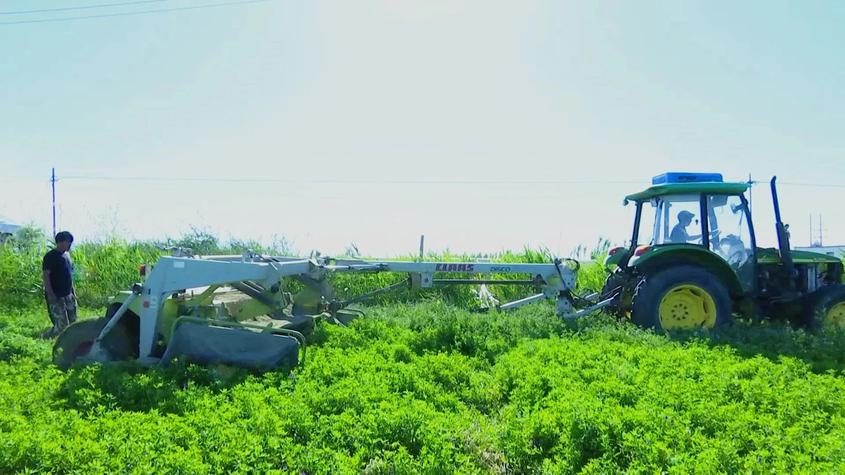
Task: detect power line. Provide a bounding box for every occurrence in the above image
[0,0,271,25]
[57,175,644,185]
[749,180,845,190]
[0,0,166,15]
[2,175,640,185]
[56,175,845,188]
[5,174,845,189]
[0,177,50,183]
[776,182,845,190]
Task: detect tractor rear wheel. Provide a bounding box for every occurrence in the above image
[631,265,731,331]
[802,285,845,331]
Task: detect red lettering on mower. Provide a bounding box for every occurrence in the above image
[435,263,475,272]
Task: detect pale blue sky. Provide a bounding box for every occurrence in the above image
[1,0,843,255]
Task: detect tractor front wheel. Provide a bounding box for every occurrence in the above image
[802,285,845,331]
[631,266,732,331]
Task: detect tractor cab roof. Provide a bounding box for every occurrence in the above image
[625,172,749,202]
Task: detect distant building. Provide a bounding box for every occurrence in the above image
[794,245,845,258]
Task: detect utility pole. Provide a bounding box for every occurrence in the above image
[51,167,56,238]
[819,214,823,247]
[419,235,425,262]
[747,173,753,211]
[810,214,814,246]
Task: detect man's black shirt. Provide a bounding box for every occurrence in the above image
[42,249,73,298]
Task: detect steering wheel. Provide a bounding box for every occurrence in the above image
[709,229,721,246]
[718,234,748,267]
[697,230,720,246]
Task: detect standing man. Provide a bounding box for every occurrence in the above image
[41,231,77,338]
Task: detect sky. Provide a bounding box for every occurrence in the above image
[1,0,843,256]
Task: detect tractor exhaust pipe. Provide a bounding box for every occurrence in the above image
[770,177,795,285]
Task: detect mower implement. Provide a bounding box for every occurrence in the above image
[54,254,588,371]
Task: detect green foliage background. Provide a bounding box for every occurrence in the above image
[0,227,609,309]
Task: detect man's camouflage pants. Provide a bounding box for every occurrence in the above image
[43,294,77,339]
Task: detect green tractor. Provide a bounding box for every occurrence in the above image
[601,172,845,331]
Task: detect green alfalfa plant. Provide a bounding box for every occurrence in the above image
[2,304,845,473]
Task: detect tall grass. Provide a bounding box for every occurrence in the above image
[70,241,165,307]
[0,240,46,307]
[329,247,611,309]
[0,229,165,308]
[0,227,610,309]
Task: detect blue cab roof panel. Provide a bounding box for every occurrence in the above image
[652,172,724,185]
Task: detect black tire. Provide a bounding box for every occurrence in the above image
[801,284,845,331]
[52,305,140,370]
[53,318,108,370]
[631,265,732,331]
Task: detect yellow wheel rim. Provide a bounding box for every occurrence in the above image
[824,302,845,329]
[658,284,717,330]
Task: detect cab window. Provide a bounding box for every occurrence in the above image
[637,194,704,246]
[707,194,754,269]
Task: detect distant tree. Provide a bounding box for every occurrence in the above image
[161,227,220,255]
[5,225,47,253]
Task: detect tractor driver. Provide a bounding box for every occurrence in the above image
[669,211,702,243]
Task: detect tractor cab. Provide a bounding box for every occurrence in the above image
[610,173,757,293]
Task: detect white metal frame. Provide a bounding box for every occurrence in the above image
[100,254,589,363]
